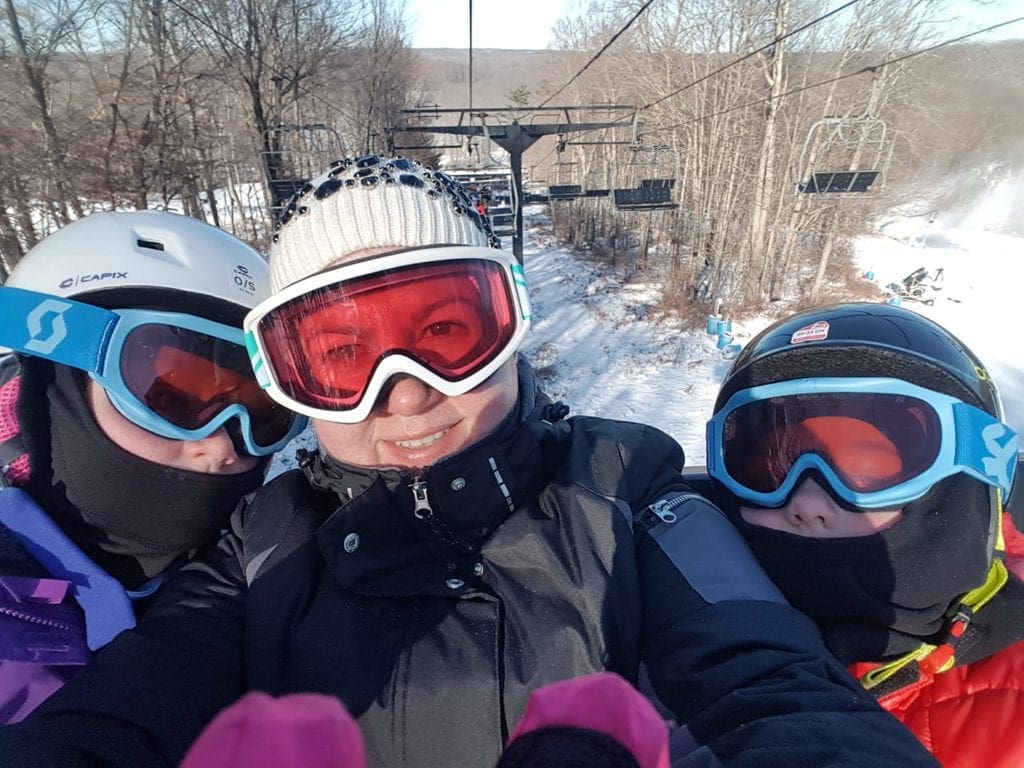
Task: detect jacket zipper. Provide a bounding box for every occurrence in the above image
[410,477,433,519]
[409,477,475,555]
[0,603,78,632]
[640,491,703,530]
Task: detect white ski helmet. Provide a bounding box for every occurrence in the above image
[7,211,269,316]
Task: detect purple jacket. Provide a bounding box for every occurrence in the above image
[0,488,137,724]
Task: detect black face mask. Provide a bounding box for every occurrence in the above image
[19,360,266,589]
[727,474,993,664]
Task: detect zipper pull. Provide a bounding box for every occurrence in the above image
[641,492,704,529]
[648,499,679,523]
[410,478,433,520]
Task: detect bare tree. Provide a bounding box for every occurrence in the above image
[2,0,86,222]
[180,0,364,202]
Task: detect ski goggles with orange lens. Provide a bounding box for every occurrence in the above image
[707,377,1018,509]
[0,286,304,456]
[244,246,531,423]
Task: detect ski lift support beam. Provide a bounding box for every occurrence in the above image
[390,105,635,263]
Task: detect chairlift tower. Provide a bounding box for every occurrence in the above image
[389,105,635,262]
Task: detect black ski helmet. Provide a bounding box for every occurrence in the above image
[714,302,1003,421]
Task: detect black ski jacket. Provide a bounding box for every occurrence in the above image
[0,372,936,768]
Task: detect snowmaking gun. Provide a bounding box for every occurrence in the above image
[886,266,945,306]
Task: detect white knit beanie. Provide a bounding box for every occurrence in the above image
[270,155,499,291]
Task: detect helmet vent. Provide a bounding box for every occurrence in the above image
[136,238,166,252]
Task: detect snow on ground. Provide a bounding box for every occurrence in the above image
[517,210,728,466]
[270,198,1024,477]
[857,213,1023,438]
[524,205,1023,468]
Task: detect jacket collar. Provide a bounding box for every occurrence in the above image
[308,362,572,596]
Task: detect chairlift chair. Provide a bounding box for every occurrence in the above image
[547,155,584,202]
[611,143,680,212]
[445,166,517,238]
[795,116,892,197]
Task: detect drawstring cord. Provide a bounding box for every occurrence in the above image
[860,493,1010,689]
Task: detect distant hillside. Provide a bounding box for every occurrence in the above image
[411,48,583,110]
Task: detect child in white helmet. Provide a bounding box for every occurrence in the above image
[0,211,303,722]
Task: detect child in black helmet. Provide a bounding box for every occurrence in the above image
[707,301,1024,768]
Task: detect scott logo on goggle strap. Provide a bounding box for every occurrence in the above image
[25,298,72,355]
[59,271,128,289]
[981,423,1019,492]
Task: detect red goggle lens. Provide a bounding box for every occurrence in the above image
[258,260,518,411]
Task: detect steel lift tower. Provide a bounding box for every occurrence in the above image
[390,105,635,262]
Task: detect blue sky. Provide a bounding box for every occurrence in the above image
[404,0,1022,50]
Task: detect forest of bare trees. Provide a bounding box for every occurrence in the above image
[535,0,1022,312]
[2,0,1021,313]
[0,0,418,277]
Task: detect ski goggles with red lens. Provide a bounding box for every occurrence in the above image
[0,286,305,456]
[244,246,531,423]
[707,377,1018,509]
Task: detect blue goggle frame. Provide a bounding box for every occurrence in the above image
[707,377,1018,509]
[0,286,305,456]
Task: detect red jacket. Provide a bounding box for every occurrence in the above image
[869,513,1024,768]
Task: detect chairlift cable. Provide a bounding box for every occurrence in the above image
[534,0,869,148]
[641,0,864,110]
[534,0,658,110]
[645,15,1024,136]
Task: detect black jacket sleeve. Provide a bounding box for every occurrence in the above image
[0,509,250,767]
[636,493,939,768]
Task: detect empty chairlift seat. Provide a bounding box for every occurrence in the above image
[612,185,677,211]
[489,205,515,235]
[548,184,584,200]
[798,171,879,194]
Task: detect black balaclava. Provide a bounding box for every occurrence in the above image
[725,472,995,665]
[18,357,265,590]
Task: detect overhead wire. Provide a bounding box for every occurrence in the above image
[526,9,1022,193]
[641,0,863,110]
[533,0,875,152]
[535,0,658,109]
[645,14,1024,136]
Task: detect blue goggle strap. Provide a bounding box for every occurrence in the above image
[953,402,1018,499]
[0,286,117,375]
[0,287,304,456]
